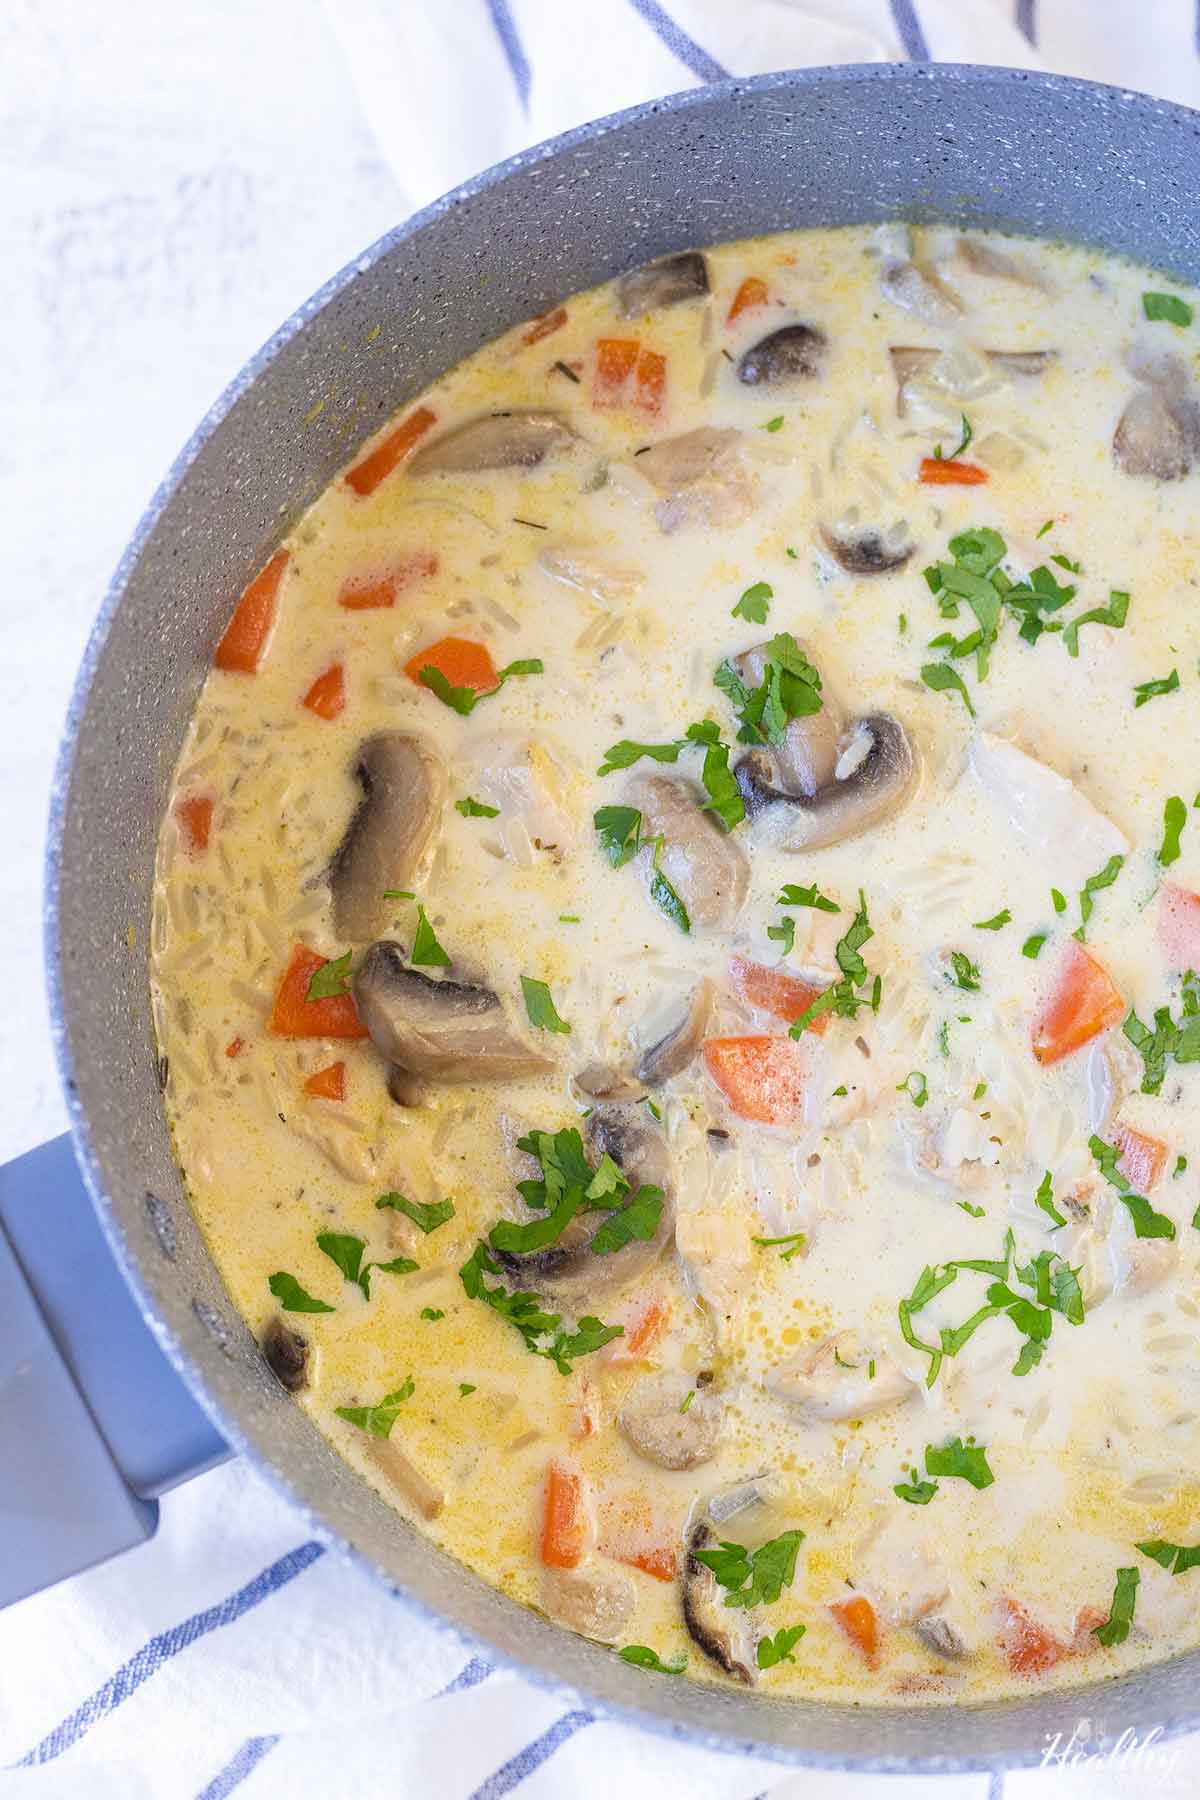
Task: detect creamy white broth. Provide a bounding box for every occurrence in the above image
[152,225,1200,1704]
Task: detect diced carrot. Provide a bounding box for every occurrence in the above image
[1031,940,1124,1066]
[523,306,568,346]
[830,1595,880,1667]
[214,549,289,675]
[729,956,829,1033]
[303,1061,346,1101]
[599,1291,670,1366]
[634,348,666,416]
[345,405,437,498]
[1158,882,1200,971]
[541,1461,587,1569]
[998,1597,1068,1675]
[608,1543,677,1582]
[175,793,213,856]
[225,1036,244,1059]
[1116,1124,1168,1192]
[593,338,640,408]
[918,457,989,486]
[404,635,499,696]
[703,1036,807,1125]
[269,946,368,1040]
[337,551,438,611]
[301,663,346,721]
[727,276,768,323]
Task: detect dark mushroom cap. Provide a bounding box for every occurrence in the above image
[819,520,915,577]
[1113,384,1200,481]
[737,324,827,387]
[353,941,554,1082]
[262,1316,309,1392]
[617,251,709,318]
[634,980,713,1085]
[329,735,446,942]
[410,412,576,475]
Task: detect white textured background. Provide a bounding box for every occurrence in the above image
[0,0,407,1165]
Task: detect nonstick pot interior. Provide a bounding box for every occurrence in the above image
[47,64,1200,1770]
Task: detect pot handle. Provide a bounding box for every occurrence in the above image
[0,1135,229,1609]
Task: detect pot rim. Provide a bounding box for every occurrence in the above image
[44,61,1200,1773]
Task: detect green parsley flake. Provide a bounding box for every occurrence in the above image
[411,905,451,968]
[619,1645,687,1674]
[306,949,352,1000]
[1134,669,1180,708]
[924,1435,995,1490]
[455,795,500,817]
[752,1230,807,1261]
[756,1624,806,1669]
[778,882,840,913]
[1062,589,1129,658]
[521,975,571,1035]
[692,1528,804,1610]
[762,416,785,433]
[420,1307,445,1321]
[894,1475,939,1505]
[376,1193,455,1234]
[732,580,773,624]
[1159,795,1187,867]
[418,657,543,715]
[947,951,982,991]
[1089,1134,1177,1240]
[1074,854,1124,942]
[973,909,1011,931]
[921,661,976,718]
[1092,1567,1139,1647]
[335,1375,415,1438]
[267,1271,334,1314]
[1137,1538,1200,1576]
[1022,934,1048,959]
[897,1070,929,1108]
[1034,1170,1067,1229]
[1142,291,1194,326]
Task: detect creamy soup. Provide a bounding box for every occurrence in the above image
[152,224,1200,1705]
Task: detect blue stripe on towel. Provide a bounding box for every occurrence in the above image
[988,1772,1006,1800]
[14,1541,325,1768]
[484,0,531,108]
[195,1735,281,1800]
[626,0,729,81]
[889,0,931,59]
[437,1655,494,1697]
[467,1709,595,1799]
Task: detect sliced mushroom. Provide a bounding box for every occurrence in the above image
[491,1103,675,1301]
[330,735,446,942]
[628,775,749,929]
[353,941,554,1082]
[618,1370,724,1470]
[986,349,1058,378]
[914,1616,966,1660]
[262,1316,309,1392]
[1114,382,1200,480]
[410,412,575,474]
[617,251,709,318]
[956,237,1049,289]
[889,345,939,417]
[541,1561,635,1641]
[737,324,827,387]
[737,713,917,852]
[368,1436,444,1519]
[682,1478,773,1683]
[572,1062,643,1102]
[634,980,713,1084]
[634,427,755,534]
[820,517,915,576]
[766,1333,915,1422]
[879,260,963,328]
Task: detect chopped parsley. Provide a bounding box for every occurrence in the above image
[893,1474,940,1505]
[1089,1134,1176,1239]
[732,580,773,624]
[1123,971,1200,1094]
[921,661,976,718]
[1159,795,1187,867]
[756,1624,806,1669]
[1022,933,1048,959]
[306,949,352,1000]
[458,1242,622,1374]
[1092,1567,1139,1647]
[1176,1155,1189,1178]
[420,1307,445,1321]
[692,1528,804,1610]
[767,914,795,956]
[1062,589,1129,658]
[520,975,571,1035]
[317,1230,417,1298]
[973,909,1011,931]
[957,1200,985,1218]
[619,1645,688,1674]
[934,413,973,461]
[455,795,500,817]
[1142,291,1194,327]
[924,1435,995,1490]
[1134,669,1180,708]
[376,1193,455,1234]
[946,951,982,991]
[335,1375,415,1437]
[763,415,785,433]
[458,1382,476,1396]
[267,1271,335,1314]
[1073,854,1124,942]
[1051,887,1067,914]
[713,632,823,746]
[897,1070,929,1108]
[752,1230,807,1261]
[592,806,692,933]
[589,1184,665,1255]
[1034,1170,1067,1229]
[1137,1538,1200,1576]
[788,891,876,1037]
[417,656,543,714]
[778,882,840,913]
[411,904,451,968]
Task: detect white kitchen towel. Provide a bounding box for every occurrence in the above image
[7,3,1200,1797]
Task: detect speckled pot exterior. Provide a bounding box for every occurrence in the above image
[46,65,1200,1772]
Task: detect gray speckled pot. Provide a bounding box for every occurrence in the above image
[47,64,1200,1773]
